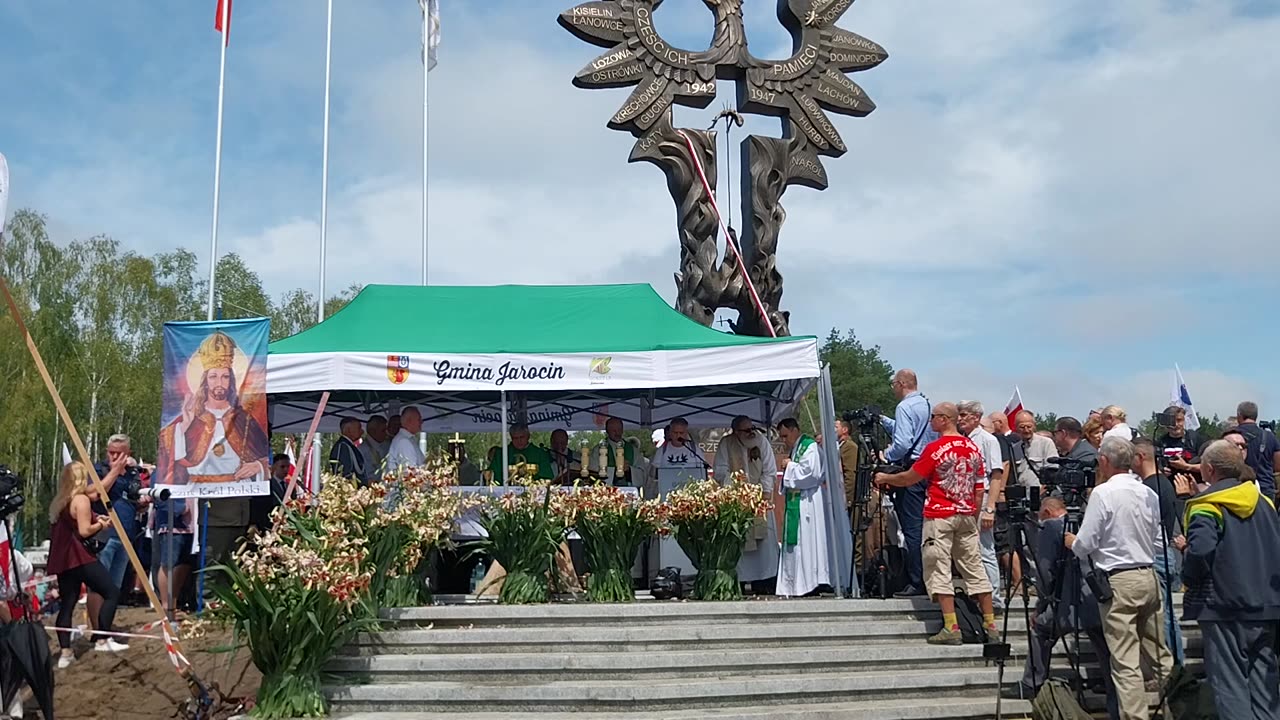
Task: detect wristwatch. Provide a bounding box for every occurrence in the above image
[981,507,996,516]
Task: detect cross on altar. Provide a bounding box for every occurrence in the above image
[449,432,465,445]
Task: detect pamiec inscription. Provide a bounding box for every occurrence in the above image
[771,44,819,78]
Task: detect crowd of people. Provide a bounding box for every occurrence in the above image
[854,369,1280,720]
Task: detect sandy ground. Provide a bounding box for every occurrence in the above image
[29,607,260,720]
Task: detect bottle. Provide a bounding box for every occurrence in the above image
[470,560,486,595]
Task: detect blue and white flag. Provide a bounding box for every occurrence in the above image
[420,0,440,70]
[1172,364,1200,431]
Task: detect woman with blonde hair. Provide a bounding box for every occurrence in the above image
[46,461,126,668]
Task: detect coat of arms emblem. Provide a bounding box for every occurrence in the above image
[387,355,410,385]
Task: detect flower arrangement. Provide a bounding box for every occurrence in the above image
[663,472,769,601]
[363,456,475,607]
[569,484,664,603]
[211,475,378,719]
[468,463,574,604]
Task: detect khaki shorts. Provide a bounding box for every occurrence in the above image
[923,514,991,599]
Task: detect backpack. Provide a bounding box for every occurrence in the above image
[953,590,986,644]
[861,545,906,598]
[650,567,684,600]
[1031,679,1092,720]
[1165,665,1218,720]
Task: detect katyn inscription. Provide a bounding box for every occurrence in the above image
[559,0,886,336]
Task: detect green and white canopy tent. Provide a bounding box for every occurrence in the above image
[266,283,854,595]
[267,283,823,434]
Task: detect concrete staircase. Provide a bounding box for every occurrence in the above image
[322,594,1197,720]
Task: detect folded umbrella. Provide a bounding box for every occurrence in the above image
[1,618,54,719]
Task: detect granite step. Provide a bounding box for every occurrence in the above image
[327,643,995,681]
[323,667,1012,714]
[327,696,1032,720]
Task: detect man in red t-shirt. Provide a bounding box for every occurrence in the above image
[876,402,996,645]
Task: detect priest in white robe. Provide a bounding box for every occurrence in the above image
[714,416,779,585]
[776,417,832,597]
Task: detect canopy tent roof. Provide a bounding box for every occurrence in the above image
[267,284,819,432]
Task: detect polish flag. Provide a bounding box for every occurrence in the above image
[215,0,233,45]
[1003,387,1025,430]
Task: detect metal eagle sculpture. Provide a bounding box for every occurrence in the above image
[560,0,886,336]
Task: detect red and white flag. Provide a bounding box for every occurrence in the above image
[215,0,233,45]
[284,436,298,478]
[1003,387,1025,429]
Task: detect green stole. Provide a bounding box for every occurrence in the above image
[784,435,816,547]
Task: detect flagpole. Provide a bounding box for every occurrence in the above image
[318,0,334,323]
[421,0,430,287]
[206,0,231,321]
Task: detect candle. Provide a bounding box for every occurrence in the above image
[615,446,626,478]
[580,446,590,477]
[598,446,608,479]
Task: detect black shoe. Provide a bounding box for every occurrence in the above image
[894,585,926,598]
[1002,683,1036,701]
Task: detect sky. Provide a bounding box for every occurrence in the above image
[2,0,1277,422]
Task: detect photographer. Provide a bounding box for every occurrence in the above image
[1052,417,1098,465]
[1155,405,1201,474]
[1131,438,1184,664]
[1020,497,1117,719]
[1233,401,1279,502]
[879,369,938,597]
[1065,437,1171,720]
[88,434,142,648]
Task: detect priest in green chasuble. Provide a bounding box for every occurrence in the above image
[488,423,554,481]
[775,418,832,597]
[590,417,641,486]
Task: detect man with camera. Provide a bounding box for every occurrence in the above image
[1233,401,1279,503]
[1182,439,1280,720]
[879,369,938,598]
[876,403,997,645]
[1053,417,1098,465]
[1131,438,1184,665]
[1020,496,1118,718]
[1066,437,1171,720]
[89,434,144,644]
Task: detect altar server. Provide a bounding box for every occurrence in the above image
[776,417,832,597]
[715,416,779,586]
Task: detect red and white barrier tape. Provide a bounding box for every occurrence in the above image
[160,622,192,669]
[676,129,777,339]
[42,625,161,642]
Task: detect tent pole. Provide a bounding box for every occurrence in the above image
[817,366,852,598]
[500,390,509,485]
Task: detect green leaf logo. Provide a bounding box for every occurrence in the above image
[591,357,612,376]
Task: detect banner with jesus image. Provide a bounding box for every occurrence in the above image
[154,318,271,498]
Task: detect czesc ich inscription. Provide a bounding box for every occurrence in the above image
[559,0,887,337]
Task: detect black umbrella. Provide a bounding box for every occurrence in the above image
[0,616,55,719]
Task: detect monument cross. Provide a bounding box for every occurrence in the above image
[560,0,886,336]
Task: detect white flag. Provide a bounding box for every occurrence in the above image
[420,0,440,70]
[0,152,10,235]
[1171,364,1201,431]
[62,443,74,467]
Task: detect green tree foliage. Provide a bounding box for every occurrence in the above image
[0,210,356,541]
[1035,413,1059,432]
[820,329,897,414]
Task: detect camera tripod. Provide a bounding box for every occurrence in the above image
[990,511,1036,720]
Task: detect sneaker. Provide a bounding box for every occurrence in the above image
[894,585,927,598]
[985,627,1001,644]
[57,651,75,669]
[927,627,963,646]
[95,638,130,653]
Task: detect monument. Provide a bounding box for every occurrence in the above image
[560,0,886,336]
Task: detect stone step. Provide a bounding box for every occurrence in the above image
[327,643,996,682]
[383,597,940,628]
[328,696,1031,720]
[345,619,1034,655]
[323,667,1014,714]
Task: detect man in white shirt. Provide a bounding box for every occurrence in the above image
[1101,405,1135,442]
[1066,436,1172,720]
[385,406,426,472]
[1015,411,1057,484]
[650,418,707,492]
[959,401,1006,611]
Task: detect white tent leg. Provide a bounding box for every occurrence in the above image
[500,390,509,485]
[818,365,854,598]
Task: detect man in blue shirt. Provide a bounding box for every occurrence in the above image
[880,369,938,596]
[90,434,142,648]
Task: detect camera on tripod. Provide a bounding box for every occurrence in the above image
[0,464,25,518]
[1003,484,1041,524]
[1038,456,1096,520]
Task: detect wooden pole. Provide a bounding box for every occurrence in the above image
[0,275,197,676]
[283,391,330,501]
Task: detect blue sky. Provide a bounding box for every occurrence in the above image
[2,0,1277,420]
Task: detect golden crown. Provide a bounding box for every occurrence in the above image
[196,331,237,371]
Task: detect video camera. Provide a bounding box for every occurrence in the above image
[0,464,25,518]
[1002,484,1041,525]
[118,464,170,503]
[1038,455,1095,521]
